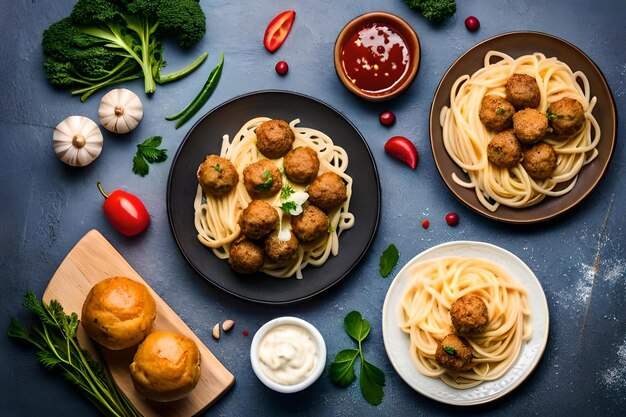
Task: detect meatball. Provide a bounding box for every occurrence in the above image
[513,108,550,145]
[197,155,239,197]
[255,119,295,159]
[435,334,473,372]
[264,230,299,263]
[228,237,264,274]
[307,172,348,210]
[239,200,279,240]
[450,294,489,334]
[478,95,515,132]
[243,159,282,198]
[283,146,320,184]
[291,205,329,242]
[522,142,558,180]
[505,73,541,109]
[548,97,585,136]
[487,129,523,168]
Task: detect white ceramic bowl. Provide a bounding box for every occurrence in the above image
[250,316,326,393]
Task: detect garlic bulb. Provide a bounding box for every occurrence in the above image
[53,116,103,167]
[99,88,143,134]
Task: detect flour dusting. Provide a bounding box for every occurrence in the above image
[599,341,626,389]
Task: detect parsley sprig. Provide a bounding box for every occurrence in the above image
[7,292,142,417]
[254,170,273,192]
[132,136,168,177]
[329,311,385,405]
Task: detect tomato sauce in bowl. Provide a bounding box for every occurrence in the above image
[334,12,420,101]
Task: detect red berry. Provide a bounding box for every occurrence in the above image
[421,219,430,229]
[242,330,250,337]
[379,111,396,126]
[275,61,289,75]
[445,212,460,227]
[465,16,480,32]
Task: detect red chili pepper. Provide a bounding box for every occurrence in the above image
[97,182,150,236]
[264,10,296,53]
[384,136,419,169]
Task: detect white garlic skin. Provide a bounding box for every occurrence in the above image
[99,88,143,134]
[53,116,103,167]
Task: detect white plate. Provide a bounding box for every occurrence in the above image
[382,241,549,405]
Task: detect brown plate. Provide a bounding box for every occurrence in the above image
[430,31,616,223]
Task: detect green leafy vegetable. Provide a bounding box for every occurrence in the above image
[42,0,209,101]
[166,52,225,128]
[213,164,223,173]
[443,345,457,356]
[281,201,297,214]
[403,0,456,22]
[8,292,142,417]
[379,243,399,277]
[280,184,295,200]
[132,136,168,177]
[254,170,273,192]
[329,311,385,405]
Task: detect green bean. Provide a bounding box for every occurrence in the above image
[166,52,224,128]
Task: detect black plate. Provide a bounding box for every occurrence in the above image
[167,90,380,304]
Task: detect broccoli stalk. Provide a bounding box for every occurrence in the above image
[404,0,457,22]
[42,0,208,99]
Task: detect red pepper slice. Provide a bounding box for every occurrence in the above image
[384,136,419,169]
[97,182,150,236]
[263,10,296,53]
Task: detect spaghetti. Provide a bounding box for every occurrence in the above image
[440,51,601,211]
[193,117,355,279]
[399,256,531,389]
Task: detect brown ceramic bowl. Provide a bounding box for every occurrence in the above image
[430,31,616,223]
[334,12,420,101]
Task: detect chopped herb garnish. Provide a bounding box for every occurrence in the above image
[546,109,559,121]
[280,184,295,200]
[443,346,457,356]
[281,201,297,214]
[254,170,273,192]
[213,164,223,173]
[379,244,399,277]
[496,107,506,116]
[329,311,385,405]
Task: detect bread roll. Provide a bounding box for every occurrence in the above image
[81,276,156,350]
[129,331,202,401]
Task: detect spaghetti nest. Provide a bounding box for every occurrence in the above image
[193,117,355,279]
[440,51,601,211]
[399,257,531,389]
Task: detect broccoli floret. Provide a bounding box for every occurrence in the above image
[42,0,208,99]
[404,0,457,23]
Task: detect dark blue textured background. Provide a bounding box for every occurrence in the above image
[1,1,625,416]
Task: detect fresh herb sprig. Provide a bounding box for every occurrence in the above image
[254,170,273,192]
[379,243,399,277]
[7,292,142,417]
[329,311,385,405]
[132,136,168,177]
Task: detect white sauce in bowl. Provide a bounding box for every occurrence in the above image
[257,324,318,385]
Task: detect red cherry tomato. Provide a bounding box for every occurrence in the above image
[445,212,460,227]
[264,10,296,53]
[465,16,480,32]
[379,111,396,126]
[97,182,150,236]
[275,60,289,75]
[384,136,418,169]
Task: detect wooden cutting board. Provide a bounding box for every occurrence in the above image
[43,229,235,417]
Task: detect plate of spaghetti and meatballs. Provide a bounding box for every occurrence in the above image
[167,91,380,304]
[382,241,549,405]
[430,32,616,223]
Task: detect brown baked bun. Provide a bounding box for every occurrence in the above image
[81,276,156,350]
[129,331,202,402]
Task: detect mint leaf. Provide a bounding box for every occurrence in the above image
[329,348,359,386]
[360,360,385,405]
[379,243,399,277]
[344,311,370,342]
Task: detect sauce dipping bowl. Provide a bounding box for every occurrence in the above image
[250,316,326,393]
[334,11,420,101]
